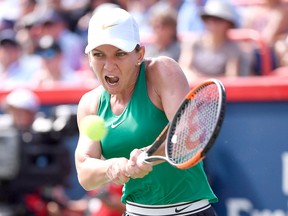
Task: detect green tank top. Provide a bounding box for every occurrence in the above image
[98,63,218,205]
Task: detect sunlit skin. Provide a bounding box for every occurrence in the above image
[75,43,190,191]
[88,45,144,114]
[76,45,149,189]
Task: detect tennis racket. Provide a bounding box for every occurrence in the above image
[139,79,226,169]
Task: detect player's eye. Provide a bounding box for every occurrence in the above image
[92,52,104,58]
[116,51,126,57]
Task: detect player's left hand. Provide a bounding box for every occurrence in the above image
[106,158,131,185]
[126,149,153,179]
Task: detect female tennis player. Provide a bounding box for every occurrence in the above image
[75,7,218,216]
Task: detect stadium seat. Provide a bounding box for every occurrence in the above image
[227,28,272,75]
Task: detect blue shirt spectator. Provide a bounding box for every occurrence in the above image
[0,29,42,89]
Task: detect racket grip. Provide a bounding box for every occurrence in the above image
[137,151,152,165]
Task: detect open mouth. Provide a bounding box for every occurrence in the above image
[105,75,119,86]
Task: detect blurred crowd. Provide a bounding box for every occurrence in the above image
[0,0,288,90]
[1,0,288,215]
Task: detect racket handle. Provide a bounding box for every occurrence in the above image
[137,151,152,165]
[146,124,169,155]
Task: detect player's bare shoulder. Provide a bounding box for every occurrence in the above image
[78,86,105,116]
[146,56,183,76]
[145,56,188,87]
[144,56,189,111]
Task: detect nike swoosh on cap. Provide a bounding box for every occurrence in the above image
[102,23,119,30]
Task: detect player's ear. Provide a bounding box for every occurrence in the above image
[87,53,93,68]
[136,45,145,66]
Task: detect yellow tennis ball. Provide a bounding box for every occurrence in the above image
[80,115,107,141]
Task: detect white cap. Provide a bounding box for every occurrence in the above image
[85,8,140,54]
[201,0,238,27]
[6,88,40,112]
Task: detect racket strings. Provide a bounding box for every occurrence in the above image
[168,84,220,164]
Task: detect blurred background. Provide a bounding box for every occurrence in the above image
[0,0,288,215]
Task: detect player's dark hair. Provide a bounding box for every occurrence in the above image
[135,44,141,52]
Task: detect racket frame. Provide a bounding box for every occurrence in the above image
[144,79,226,169]
[166,79,226,169]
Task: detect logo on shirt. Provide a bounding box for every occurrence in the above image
[175,204,193,213]
[111,119,125,128]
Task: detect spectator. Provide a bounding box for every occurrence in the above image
[240,0,288,74]
[0,88,46,215]
[40,9,84,70]
[127,0,159,37]
[3,88,40,131]
[179,0,249,81]
[0,29,41,89]
[1,88,76,216]
[273,35,288,75]
[32,35,81,87]
[18,0,39,17]
[274,33,287,65]
[15,11,44,55]
[0,0,20,31]
[152,0,205,35]
[144,7,181,61]
[241,0,288,47]
[40,0,90,31]
[1,88,53,215]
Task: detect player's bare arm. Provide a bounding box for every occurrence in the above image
[75,87,130,190]
[126,57,190,177]
[145,56,190,154]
